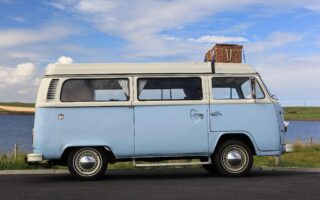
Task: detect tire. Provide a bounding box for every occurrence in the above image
[213,140,253,177]
[67,147,107,180]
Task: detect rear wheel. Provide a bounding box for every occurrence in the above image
[67,147,107,180]
[214,140,253,177]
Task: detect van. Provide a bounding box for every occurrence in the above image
[27,62,290,180]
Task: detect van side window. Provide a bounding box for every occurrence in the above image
[60,79,129,102]
[138,78,202,101]
[212,77,264,99]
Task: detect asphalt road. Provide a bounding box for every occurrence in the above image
[0,168,319,200]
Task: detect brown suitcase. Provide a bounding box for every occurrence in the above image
[204,44,243,63]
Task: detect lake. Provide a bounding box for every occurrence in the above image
[0,115,320,154]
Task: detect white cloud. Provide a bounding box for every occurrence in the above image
[57,56,73,64]
[46,56,74,73]
[49,0,319,59]
[190,35,248,43]
[215,23,255,35]
[48,1,67,10]
[249,52,320,106]
[50,0,262,58]
[0,63,36,85]
[0,56,74,102]
[0,24,77,48]
[8,51,40,60]
[304,2,320,12]
[11,16,26,22]
[246,32,303,53]
[76,0,115,13]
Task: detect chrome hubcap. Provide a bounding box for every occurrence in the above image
[221,145,249,173]
[226,151,242,166]
[73,148,102,176]
[79,156,96,169]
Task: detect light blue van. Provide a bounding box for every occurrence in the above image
[27,62,290,180]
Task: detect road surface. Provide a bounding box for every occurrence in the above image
[0,168,319,200]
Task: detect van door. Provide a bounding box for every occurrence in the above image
[55,77,134,158]
[209,76,280,151]
[133,76,209,157]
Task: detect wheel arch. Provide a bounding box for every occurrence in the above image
[59,146,117,165]
[211,132,258,156]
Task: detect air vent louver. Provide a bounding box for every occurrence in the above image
[46,79,59,100]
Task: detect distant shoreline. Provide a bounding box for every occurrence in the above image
[0,111,34,115]
[286,119,320,122]
[0,105,35,116]
[0,103,35,115]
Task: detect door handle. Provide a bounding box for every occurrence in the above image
[192,113,204,118]
[210,111,222,116]
[190,109,204,119]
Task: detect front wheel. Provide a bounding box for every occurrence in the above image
[67,147,107,180]
[214,140,253,177]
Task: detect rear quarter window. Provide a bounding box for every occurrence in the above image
[60,78,129,102]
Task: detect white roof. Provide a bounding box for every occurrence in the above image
[45,62,257,76]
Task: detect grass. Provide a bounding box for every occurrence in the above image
[284,107,320,121]
[254,144,320,168]
[0,102,35,107]
[0,153,38,170]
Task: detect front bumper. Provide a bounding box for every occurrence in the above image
[282,144,293,153]
[26,153,43,162]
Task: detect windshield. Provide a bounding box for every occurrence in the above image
[258,75,277,99]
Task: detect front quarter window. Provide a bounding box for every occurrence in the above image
[212,77,265,100]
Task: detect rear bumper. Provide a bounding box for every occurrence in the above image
[26,153,43,162]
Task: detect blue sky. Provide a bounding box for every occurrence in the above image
[0,0,320,105]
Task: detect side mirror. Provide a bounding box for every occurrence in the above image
[250,77,257,99]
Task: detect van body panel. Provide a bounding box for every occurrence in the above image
[273,101,286,152]
[33,108,58,159]
[51,107,134,159]
[209,103,280,151]
[134,105,209,157]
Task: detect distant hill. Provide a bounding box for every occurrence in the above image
[0,102,35,107]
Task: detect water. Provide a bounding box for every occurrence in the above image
[0,115,34,153]
[0,115,320,154]
[286,121,320,144]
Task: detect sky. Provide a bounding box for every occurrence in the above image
[0,0,320,106]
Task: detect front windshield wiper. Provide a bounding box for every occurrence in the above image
[270,94,278,100]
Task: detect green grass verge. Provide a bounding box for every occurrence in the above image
[284,107,320,121]
[0,102,35,107]
[0,153,41,170]
[254,144,320,168]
